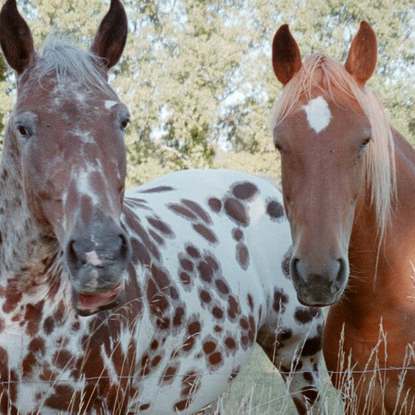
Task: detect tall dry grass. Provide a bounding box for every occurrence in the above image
[222,324,415,415]
[1,322,415,414]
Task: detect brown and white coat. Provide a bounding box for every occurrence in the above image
[0,1,324,414]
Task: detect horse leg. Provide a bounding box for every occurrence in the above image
[257,322,325,414]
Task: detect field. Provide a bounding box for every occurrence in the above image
[221,336,415,415]
[222,345,341,414]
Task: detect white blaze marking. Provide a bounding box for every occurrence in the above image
[85,250,102,266]
[76,166,100,205]
[303,96,331,134]
[105,100,118,110]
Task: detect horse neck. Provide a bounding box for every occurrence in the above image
[348,128,415,307]
[0,137,62,300]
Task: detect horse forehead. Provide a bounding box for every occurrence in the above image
[51,83,98,108]
[21,81,111,112]
[302,96,332,134]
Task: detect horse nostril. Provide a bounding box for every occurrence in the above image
[119,233,126,247]
[68,240,77,260]
[66,239,85,268]
[290,257,301,281]
[336,258,346,283]
[118,233,130,259]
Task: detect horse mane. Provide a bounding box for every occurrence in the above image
[271,54,396,238]
[33,35,115,95]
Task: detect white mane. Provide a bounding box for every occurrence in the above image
[34,35,115,96]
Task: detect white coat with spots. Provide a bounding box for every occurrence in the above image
[124,169,325,414]
[0,169,324,415]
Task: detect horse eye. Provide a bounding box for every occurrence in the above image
[17,125,32,138]
[120,118,130,130]
[360,137,371,148]
[275,142,282,152]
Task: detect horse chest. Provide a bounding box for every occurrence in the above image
[325,303,415,372]
[0,306,139,413]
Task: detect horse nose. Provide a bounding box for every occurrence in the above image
[67,232,129,269]
[290,256,347,306]
[291,257,346,284]
[65,226,130,315]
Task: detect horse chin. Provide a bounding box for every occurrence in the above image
[73,283,124,316]
[297,296,335,307]
[296,289,344,308]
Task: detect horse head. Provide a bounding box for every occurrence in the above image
[271,23,395,306]
[0,0,131,315]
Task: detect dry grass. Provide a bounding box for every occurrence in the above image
[221,345,341,415]
[224,327,415,415]
[2,328,415,414]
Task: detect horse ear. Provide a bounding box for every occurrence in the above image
[0,0,35,74]
[91,0,128,70]
[272,24,302,85]
[345,21,377,86]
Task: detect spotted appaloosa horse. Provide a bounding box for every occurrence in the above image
[0,1,324,414]
[271,21,415,413]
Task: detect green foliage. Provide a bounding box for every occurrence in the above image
[0,0,413,184]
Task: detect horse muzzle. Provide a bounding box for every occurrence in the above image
[65,223,130,315]
[69,261,128,315]
[290,256,348,307]
[73,279,125,316]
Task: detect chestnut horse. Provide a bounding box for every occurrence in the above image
[271,22,415,413]
[0,1,325,413]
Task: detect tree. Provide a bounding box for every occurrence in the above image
[0,0,413,184]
